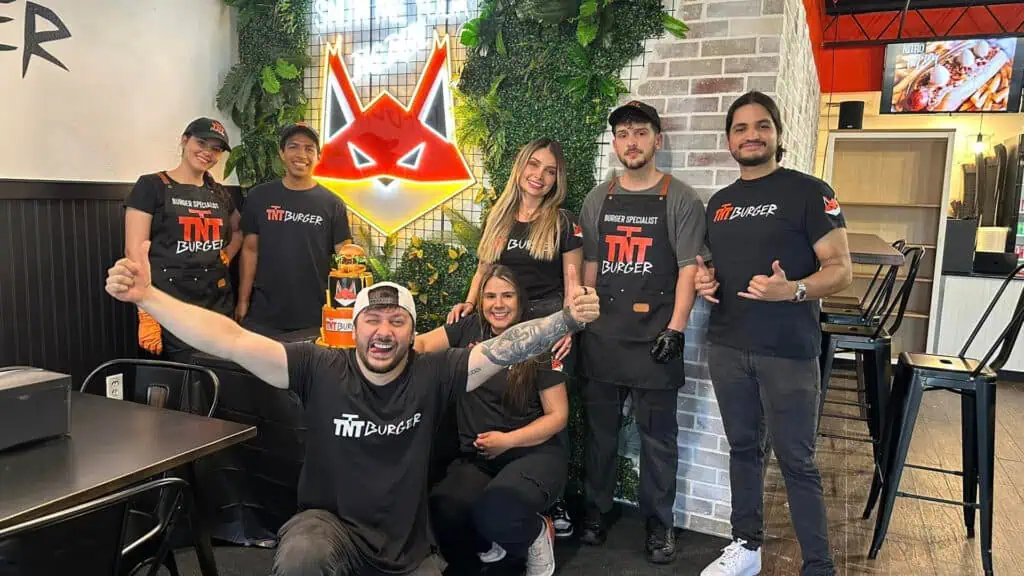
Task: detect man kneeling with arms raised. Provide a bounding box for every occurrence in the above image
[105,241,600,576]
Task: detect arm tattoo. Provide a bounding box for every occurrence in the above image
[479,308,579,366]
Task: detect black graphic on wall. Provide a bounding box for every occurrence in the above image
[0,0,71,77]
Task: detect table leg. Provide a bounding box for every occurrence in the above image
[185,462,220,576]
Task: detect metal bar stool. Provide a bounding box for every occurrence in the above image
[864,263,1024,576]
[817,247,924,469]
[821,239,906,326]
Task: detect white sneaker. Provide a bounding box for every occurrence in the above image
[525,515,556,576]
[477,541,506,563]
[700,539,762,576]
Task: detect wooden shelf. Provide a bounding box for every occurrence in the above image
[842,202,941,209]
[825,130,954,357]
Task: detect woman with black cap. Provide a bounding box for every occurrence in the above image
[123,117,242,362]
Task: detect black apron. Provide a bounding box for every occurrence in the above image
[149,171,235,353]
[581,175,681,389]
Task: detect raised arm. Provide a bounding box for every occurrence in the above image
[466,265,599,391]
[106,241,289,389]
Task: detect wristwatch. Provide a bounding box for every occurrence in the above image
[792,281,807,303]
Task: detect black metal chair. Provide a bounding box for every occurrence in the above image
[822,239,906,322]
[0,477,190,576]
[817,247,925,470]
[81,359,220,418]
[80,359,221,576]
[864,263,1024,576]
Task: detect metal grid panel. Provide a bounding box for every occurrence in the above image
[303,0,664,266]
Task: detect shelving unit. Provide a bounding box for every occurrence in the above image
[823,129,955,358]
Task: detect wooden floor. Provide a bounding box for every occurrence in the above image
[760,372,1024,575]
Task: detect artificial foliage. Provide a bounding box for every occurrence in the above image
[456,0,684,216]
[216,0,312,189]
[450,0,685,502]
[394,239,479,334]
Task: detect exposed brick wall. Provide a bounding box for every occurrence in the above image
[602,0,821,539]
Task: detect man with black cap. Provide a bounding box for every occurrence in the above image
[236,122,352,336]
[578,100,709,563]
[105,247,601,576]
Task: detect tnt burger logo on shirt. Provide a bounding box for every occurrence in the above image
[172,197,225,255]
[712,202,779,223]
[602,213,658,275]
[333,412,423,439]
[266,205,326,226]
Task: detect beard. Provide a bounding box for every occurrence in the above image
[730,142,775,167]
[356,338,410,374]
[617,148,653,170]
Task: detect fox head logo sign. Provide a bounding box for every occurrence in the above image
[313,34,476,235]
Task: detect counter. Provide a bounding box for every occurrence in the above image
[934,274,1024,374]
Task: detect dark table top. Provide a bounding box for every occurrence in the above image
[0,392,256,530]
[847,233,906,266]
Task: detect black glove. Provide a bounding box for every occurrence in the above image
[650,328,684,363]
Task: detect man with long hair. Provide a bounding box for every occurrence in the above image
[696,91,851,576]
[578,101,708,564]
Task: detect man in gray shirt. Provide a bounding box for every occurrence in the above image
[578,100,709,565]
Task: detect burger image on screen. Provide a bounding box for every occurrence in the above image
[891,39,1015,113]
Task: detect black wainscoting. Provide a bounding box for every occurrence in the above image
[0,179,243,385]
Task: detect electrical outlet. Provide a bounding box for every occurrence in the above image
[105,373,124,400]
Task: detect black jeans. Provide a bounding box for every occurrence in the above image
[583,382,679,528]
[272,509,446,576]
[708,344,835,576]
[429,443,566,565]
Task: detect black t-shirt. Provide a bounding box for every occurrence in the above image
[444,314,566,452]
[497,209,583,301]
[124,173,236,269]
[704,168,847,358]
[241,181,351,330]
[284,344,471,574]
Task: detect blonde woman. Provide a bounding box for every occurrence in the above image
[446,137,582,538]
[448,138,583,357]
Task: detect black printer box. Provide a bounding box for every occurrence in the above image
[0,367,71,452]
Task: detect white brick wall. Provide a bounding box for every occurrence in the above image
[604,0,821,539]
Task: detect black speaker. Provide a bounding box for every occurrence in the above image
[838,101,864,130]
[942,218,978,274]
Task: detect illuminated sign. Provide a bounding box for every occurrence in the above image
[312,33,476,235]
[313,0,475,81]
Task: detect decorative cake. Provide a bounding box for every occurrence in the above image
[317,244,374,348]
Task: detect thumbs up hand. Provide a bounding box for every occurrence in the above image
[566,264,600,326]
[694,255,719,304]
[738,259,796,302]
[106,241,154,304]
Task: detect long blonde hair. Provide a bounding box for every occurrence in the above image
[477,138,568,263]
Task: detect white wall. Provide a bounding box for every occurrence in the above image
[0,0,238,184]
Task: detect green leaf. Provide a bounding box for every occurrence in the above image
[578,0,598,18]
[495,28,506,56]
[274,58,299,79]
[662,13,689,39]
[567,42,589,68]
[460,18,481,47]
[576,17,599,46]
[260,66,281,94]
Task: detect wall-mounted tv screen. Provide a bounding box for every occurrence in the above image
[881,37,1024,114]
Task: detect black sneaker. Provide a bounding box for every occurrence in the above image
[549,500,573,538]
[645,520,677,564]
[579,506,606,546]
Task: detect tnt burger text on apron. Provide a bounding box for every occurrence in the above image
[139,171,234,356]
[581,175,682,389]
